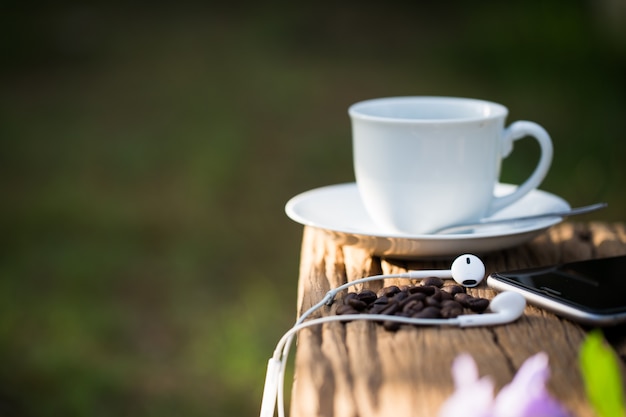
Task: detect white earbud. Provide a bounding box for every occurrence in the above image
[457,291,526,327]
[406,253,486,288]
[450,254,486,287]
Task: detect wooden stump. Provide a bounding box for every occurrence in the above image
[290,222,626,417]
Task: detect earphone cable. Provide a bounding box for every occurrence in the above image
[266,313,460,417]
[269,272,428,417]
[259,255,519,417]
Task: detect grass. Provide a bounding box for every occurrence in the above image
[0,2,624,416]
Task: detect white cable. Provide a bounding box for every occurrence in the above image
[261,313,460,417]
[266,271,440,417]
[260,254,514,417]
[275,272,415,417]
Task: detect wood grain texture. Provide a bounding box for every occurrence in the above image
[290,222,626,417]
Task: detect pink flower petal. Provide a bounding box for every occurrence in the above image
[452,353,481,388]
[439,354,495,417]
[493,353,571,417]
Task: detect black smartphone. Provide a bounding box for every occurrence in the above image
[487,255,626,326]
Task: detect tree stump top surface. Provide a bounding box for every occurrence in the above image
[290,222,626,417]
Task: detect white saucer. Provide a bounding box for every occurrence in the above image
[285,183,570,259]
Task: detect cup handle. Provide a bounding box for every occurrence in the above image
[488,121,553,216]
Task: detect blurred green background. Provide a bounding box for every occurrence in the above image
[1,1,624,416]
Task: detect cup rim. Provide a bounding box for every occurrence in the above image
[348,96,508,123]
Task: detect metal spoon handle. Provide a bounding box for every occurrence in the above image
[434,203,608,234]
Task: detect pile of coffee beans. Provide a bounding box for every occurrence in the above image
[334,277,490,331]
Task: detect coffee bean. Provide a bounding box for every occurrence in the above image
[357,290,377,305]
[336,304,358,315]
[442,284,466,295]
[412,306,441,319]
[392,291,408,302]
[441,300,463,310]
[347,298,368,311]
[424,296,442,308]
[467,297,490,313]
[441,306,464,318]
[381,302,400,315]
[454,293,473,308]
[379,286,401,297]
[421,276,444,288]
[440,290,453,301]
[401,299,419,313]
[409,285,436,295]
[429,287,443,301]
[406,300,424,315]
[399,293,426,308]
[373,296,389,305]
[369,303,387,314]
[342,292,358,305]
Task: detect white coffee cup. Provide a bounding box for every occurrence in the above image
[349,96,553,235]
